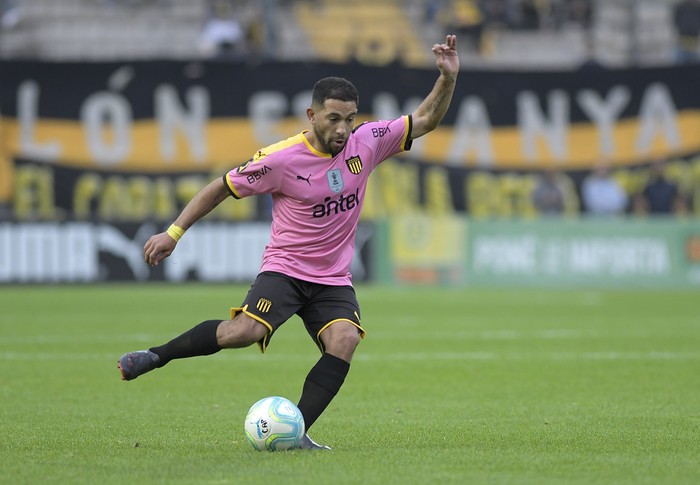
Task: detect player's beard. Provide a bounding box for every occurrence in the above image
[314,126,345,157]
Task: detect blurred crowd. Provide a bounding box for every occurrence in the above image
[426,0,700,64]
[426,0,592,29]
[532,160,689,218]
[674,0,700,63]
[425,0,592,52]
[1,0,699,65]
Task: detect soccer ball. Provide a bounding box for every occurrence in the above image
[244,396,305,451]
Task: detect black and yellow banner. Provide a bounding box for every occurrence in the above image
[1,60,699,219]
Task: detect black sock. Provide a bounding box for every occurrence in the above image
[297,353,350,431]
[149,320,222,367]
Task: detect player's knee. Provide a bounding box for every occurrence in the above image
[217,316,268,348]
[324,321,361,354]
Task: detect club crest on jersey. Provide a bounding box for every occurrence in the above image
[256,298,272,313]
[345,155,363,175]
[326,169,344,193]
[236,159,253,173]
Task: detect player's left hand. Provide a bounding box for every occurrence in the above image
[432,34,459,77]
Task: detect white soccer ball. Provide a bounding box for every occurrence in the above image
[244,396,305,451]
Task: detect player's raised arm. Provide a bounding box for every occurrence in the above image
[410,34,459,140]
[143,177,231,266]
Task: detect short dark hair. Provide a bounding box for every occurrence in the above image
[311,77,359,108]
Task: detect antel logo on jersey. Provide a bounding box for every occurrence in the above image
[312,188,360,218]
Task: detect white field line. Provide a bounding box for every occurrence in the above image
[1,351,699,362]
[0,329,612,345]
[0,334,157,344]
[359,351,700,361]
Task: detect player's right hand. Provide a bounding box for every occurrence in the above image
[143,232,177,266]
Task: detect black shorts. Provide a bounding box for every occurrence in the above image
[230,271,365,353]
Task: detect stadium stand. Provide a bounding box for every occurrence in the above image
[0,0,689,67]
[293,0,430,66]
[0,0,207,59]
[593,0,677,67]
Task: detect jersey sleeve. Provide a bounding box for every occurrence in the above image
[353,115,412,170]
[224,151,283,199]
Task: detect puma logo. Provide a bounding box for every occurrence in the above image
[296,174,312,185]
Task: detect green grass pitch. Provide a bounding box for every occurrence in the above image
[1,284,699,484]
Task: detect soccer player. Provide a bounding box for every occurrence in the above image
[118,35,459,450]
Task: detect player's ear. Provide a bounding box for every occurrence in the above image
[306,107,315,124]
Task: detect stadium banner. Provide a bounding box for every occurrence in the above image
[363,153,700,219]
[0,221,375,283]
[8,151,700,223]
[1,60,700,220]
[376,217,700,288]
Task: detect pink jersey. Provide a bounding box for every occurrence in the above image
[225,115,412,286]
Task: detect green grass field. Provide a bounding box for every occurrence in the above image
[1,284,699,484]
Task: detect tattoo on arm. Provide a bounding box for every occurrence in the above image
[202,192,226,216]
[429,91,447,114]
[412,75,456,137]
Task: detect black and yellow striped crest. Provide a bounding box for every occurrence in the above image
[236,158,253,173]
[256,298,272,313]
[345,156,363,175]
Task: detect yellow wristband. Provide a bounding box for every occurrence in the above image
[166,224,185,242]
